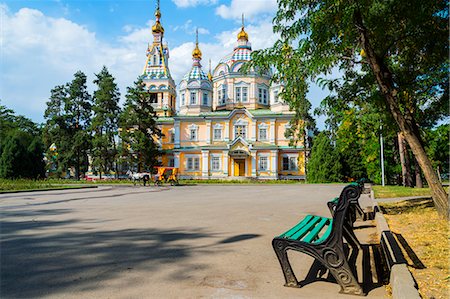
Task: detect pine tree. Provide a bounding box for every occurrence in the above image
[43,85,68,175]
[120,78,162,172]
[64,71,92,179]
[91,66,121,179]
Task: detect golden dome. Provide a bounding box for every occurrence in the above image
[192,45,202,59]
[237,27,248,41]
[155,8,161,18]
[192,29,202,59]
[152,21,164,34]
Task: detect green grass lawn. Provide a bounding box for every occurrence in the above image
[0,178,99,192]
[372,185,448,198]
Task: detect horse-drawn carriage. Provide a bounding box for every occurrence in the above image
[154,167,179,186]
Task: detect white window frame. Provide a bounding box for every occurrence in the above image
[259,156,268,171]
[186,155,200,171]
[234,125,247,139]
[202,92,208,106]
[258,123,268,141]
[188,124,199,141]
[218,85,227,104]
[282,154,298,171]
[274,90,279,103]
[213,129,222,140]
[190,91,197,105]
[210,155,221,171]
[257,85,269,104]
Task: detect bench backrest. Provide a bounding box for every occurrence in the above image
[324,184,362,245]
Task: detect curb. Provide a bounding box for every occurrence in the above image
[0,185,98,194]
[370,187,421,299]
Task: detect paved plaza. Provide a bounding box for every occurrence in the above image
[0,185,387,298]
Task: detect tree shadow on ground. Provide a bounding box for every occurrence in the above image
[380,198,434,214]
[297,244,388,294]
[0,208,261,298]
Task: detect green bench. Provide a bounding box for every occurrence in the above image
[272,184,365,296]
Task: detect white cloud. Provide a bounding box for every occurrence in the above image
[0,6,145,122]
[172,0,218,8]
[216,0,277,20]
[0,4,278,124]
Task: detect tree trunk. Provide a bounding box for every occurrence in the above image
[398,132,413,187]
[355,10,449,219]
[414,157,423,188]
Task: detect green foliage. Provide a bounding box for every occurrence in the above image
[0,126,45,179]
[307,132,342,183]
[91,66,121,178]
[119,78,162,172]
[424,124,450,175]
[43,71,92,179]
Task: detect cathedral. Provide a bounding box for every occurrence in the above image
[141,3,306,180]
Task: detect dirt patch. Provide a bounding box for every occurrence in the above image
[379,198,449,299]
[199,276,253,291]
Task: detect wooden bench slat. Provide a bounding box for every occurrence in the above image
[289,216,321,240]
[313,219,333,244]
[302,217,330,243]
[279,215,313,238]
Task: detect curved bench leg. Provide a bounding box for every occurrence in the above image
[316,246,364,295]
[279,241,365,296]
[272,239,299,287]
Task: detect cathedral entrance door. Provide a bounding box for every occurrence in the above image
[234,159,246,176]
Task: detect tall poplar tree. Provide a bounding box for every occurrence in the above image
[91,66,121,179]
[120,78,162,172]
[248,0,449,218]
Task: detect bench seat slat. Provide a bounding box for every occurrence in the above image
[289,216,322,240]
[313,219,334,244]
[302,217,330,243]
[279,215,313,238]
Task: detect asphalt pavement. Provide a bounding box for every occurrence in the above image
[0,184,387,298]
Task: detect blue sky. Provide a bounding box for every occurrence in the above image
[1,0,328,128]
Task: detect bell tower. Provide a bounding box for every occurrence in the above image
[141,0,176,117]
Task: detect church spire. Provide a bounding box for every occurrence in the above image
[152,0,164,41]
[192,29,202,65]
[192,28,202,60]
[237,13,248,41]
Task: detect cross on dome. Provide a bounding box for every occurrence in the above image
[237,13,248,41]
[152,0,164,34]
[192,28,202,60]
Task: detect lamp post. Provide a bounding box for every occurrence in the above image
[380,124,385,186]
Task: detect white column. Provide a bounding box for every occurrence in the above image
[251,121,256,142]
[271,150,278,178]
[201,150,209,178]
[251,150,257,177]
[174,120,180,148]
[174,152,180,168]
[225,122,230,142]
[206,120,211,144]
[223,151,229,176]
[270,119,276,144]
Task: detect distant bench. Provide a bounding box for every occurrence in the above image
[272,184,366,296]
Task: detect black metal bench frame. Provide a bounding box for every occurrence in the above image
[272,184,365,296]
